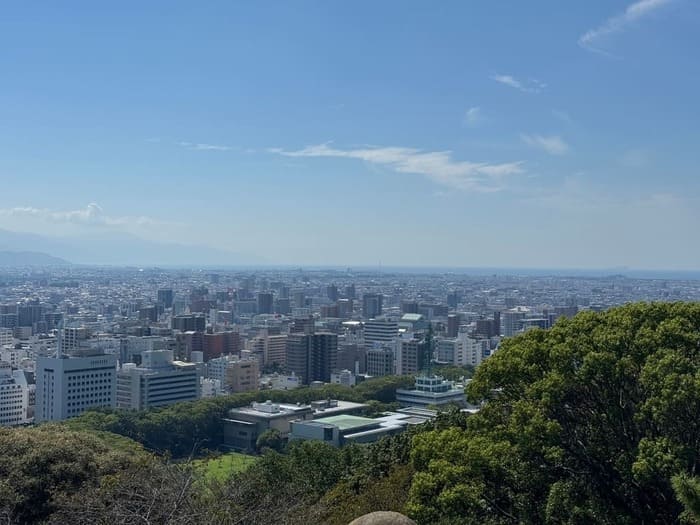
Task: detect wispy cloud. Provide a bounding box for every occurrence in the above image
[269,143,524,192]
[521,134,570,155]
[464,106,481,126]
[178,141,232,151]
[491,74,546,94]
[578,0,674,56]
[0,203,165,228]
[552,110,573,124]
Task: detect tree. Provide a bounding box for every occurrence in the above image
[256,429,284,453]
[407,303,700,524]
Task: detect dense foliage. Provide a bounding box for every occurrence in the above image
[67,374,415,457]
[407,302,700,524]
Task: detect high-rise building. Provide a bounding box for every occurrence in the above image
[344,284,356,300]
[336,343,366,374]
[17,304,43,328]
[36,354,117,422]
[171,314,206,332]
[337,299,353,318]
[60,327,91,356]
[326,285,339,302]
[265,334,288,367]
[501,308,528,337]
[363,319,398,348]
[202,331,241,361]
[447,292,460,309]
[116,350,198,410]
[275,298,291,315]
[401,300,419,314]
[310,332,337,384]
[285,333,311,383]
[285,332,338,384]
[366,345,395,377]
[447,314,460,338]
[157,289,174,309]
[0,361,31,427]
[362,293,383,318]
[398,337,429,375]
[257,292,274,315]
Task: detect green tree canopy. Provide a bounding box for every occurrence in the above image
[407,303,700,524]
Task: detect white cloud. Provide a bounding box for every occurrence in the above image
[464,106,481,126]
[0,204,163,228]
[552,110,573,124]
[491,74,546,94]
[579,0,674,56]
[178,141,232,151]
[269,143,524,192]
[521,134,570,155]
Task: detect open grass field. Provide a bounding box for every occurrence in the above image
[194,452,258,481]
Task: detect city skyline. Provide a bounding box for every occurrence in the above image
[2,1,699,269]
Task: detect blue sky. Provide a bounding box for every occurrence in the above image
[1,0,699,268]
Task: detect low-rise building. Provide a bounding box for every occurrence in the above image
[395,375,467,408]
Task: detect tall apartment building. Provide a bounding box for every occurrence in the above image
[157,289,174,308]
[116,350,198,410]
[446,314,460,338]
[36,354,117,422]
[285,332,338,384]
[257,292,274,315]
[0,361,31,427]
[362,293,383,318]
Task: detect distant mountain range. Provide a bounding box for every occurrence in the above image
[0,250,69,266]
[0,229,264,266]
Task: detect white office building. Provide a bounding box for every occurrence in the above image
[117,349,198,410]
[36,354,117,422]
[0,361,31,426]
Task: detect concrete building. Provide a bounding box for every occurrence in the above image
[285,332,338,384]
[225,358,259,393]
[0,361,31,426]
[395,375,467,408]
[398,337,429,375]
[171,314,206,333]
[36,354,117,422]
[223,400,315,452]
[290,410,432,447]
[501,307,529,337]
[366,344,395,377]
[362,293,383,318]
[257,292,274,315]
[116,350,198,410]
[363,319,398,348]
[223,399,366,452]
[157,289,174,309]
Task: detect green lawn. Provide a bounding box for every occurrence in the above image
[194,452,258,481]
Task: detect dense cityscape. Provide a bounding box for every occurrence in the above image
[3,265,700,435]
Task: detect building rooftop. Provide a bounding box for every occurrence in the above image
[311,414,377,431]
